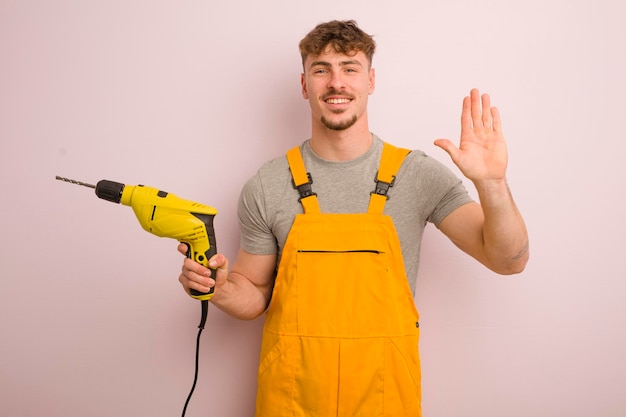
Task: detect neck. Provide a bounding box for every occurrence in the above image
[309,120,372,161]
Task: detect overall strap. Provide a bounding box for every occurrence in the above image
[286,146,321,214]
[368,142,411,214]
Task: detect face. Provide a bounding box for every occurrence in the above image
[301,48,375,131]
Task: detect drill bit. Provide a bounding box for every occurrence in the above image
[55,176,96,189]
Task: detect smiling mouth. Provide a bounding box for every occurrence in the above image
[325,98,351,104]
[326,97,351,104]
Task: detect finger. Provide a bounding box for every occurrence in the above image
[470,88,482,127]
[180,273,213,295]
[178,272,192,295]
[481,93,492,128]
[181,259,214,290]
[179,268,213,294]
[491,106,502,133]
[179,271,202,295]
[183,258,213,284]
[177,242,188,255]
[461,95,472,133]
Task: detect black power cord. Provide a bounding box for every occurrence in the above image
[181,300,209,417]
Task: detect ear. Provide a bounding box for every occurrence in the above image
[368,68,376,95]
[301,73,308,99]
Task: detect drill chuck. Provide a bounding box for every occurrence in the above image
[95,180,125,203]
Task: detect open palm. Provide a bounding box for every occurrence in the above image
[435,89,508,183]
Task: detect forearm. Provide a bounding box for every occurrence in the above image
[474,178,529,274]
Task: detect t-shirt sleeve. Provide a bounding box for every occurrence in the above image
[418,154,474,227]
[237,173,279,255]
[428,179,473,227]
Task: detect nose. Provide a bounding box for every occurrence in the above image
[327,70,345,90]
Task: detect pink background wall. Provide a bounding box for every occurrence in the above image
[1,1,624,416]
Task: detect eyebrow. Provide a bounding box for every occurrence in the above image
[308,59,364,70]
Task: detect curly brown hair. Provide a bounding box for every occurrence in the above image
[298,20,376,68]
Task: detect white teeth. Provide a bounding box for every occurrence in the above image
[326,98,350,104]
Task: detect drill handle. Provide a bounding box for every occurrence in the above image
[187,247,217,300]
[185,213,218,301]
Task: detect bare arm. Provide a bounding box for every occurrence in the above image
[434,89,529,274]
[178,245,277,320]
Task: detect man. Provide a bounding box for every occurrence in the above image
[178,20,528,417]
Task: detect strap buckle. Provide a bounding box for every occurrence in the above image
[371,171,396,200]
[292,172,317,201]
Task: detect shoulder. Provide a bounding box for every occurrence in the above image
[401,148,461,183]
[257,153,289,177]
[240,143,304,203]
[244,148,292,191]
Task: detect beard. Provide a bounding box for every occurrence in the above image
[321,113,358,131]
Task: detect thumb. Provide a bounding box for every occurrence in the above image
[434,138,459,162]
[208,253,229,284]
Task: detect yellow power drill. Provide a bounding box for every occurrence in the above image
[57,176,218,415]
[56,176,218,302]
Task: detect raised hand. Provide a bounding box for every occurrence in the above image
[434,88,508,183]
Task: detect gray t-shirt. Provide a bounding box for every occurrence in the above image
[237,135,473,293]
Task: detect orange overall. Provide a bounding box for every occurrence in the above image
[255,143,421,417]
